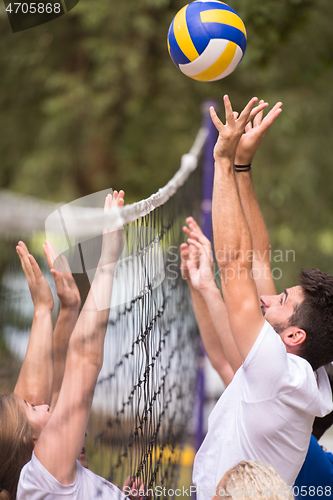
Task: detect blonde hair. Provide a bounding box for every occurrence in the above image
[0,394,34,500]
[217,461,294,500]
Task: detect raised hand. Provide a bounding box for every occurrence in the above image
[180,242,192,282]
[183,217,215,293]
[210,96,268,163]
[100,190,125,266]
[235,100,283,165]
[14,242,54,406]
[16,241,54,313]
[43,241,81,312]
[181,217,203,282]
[123,475,150,500]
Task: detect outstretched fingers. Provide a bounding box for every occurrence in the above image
[223,94,237,126]
[261,101,283,129]
[185,216,202,235]
[180,242,189,256]
[186,244,200,276]
[253,99,265,128]
[17,241,54,310]
[17,240,29,253]
[104,190,125,212]
[50,268,65,288]
[16,242,35,282]
[240,97,267,127]
[188,229,211,256]
[209,105,224,132]
[187,237,205,255]
[210,96,268,139]
[43,241,59,270]
[101,190,125,264]
[28,253,44,281]
[58,254,72,275]
[117,190,125,206]
[122,476,149,500]
[180,242,190,265]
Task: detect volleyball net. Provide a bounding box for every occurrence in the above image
[0,126,208,496]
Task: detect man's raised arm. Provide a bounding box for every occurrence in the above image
[235,100,282,298]
[210,95,265,361]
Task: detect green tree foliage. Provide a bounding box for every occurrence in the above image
[0,0,333,289]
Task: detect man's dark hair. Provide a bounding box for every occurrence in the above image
[289,269,333,371]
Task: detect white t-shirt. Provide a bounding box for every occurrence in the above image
[17,452,126,500]
[193,321,333,498]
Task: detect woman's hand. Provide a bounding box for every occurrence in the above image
[43,241,81,312]
[100,190,125,266]
[16,241,54,313]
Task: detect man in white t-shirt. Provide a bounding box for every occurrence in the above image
[185,97,333,498]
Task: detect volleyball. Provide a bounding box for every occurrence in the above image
[167,1,247,82]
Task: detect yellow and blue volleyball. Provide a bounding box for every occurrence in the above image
[167,1,247,82]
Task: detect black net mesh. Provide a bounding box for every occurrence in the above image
[90,164,202,496]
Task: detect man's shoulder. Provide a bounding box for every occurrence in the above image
[238,321,326,403]
[243,320,287,369]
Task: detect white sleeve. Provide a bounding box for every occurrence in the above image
[17,453,76,499]
[17,453,126,500]
[241,320,307,401]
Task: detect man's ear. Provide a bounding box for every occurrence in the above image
[283,326,306,348]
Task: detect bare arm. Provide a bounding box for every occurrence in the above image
[181,237,235,385]
[14,242,54,406]
[43,243,81,411]
[190,287,235,385]
[235,101,282,297]
[209,96,266,361]
[184,219,242,373]
[35,191,125,485]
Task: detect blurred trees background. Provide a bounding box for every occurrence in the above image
[0,0,333,290]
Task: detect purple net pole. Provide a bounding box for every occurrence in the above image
[195,100,219,452]
[201,100,219,243]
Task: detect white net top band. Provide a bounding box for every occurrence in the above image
[0,127,207,237]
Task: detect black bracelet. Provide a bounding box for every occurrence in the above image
[234,163,251,172]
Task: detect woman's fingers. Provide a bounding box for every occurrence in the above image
[60,255,72,275]
[116,190,125,207]
[43,240,62,272]
[104,191,125,213]
[51,269,66,290]
[16,242,34,282]
[17,241,29,252]
[28,254,43,281]
[186,216,202,234]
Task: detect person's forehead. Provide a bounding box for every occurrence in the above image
[286,285,303,301]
